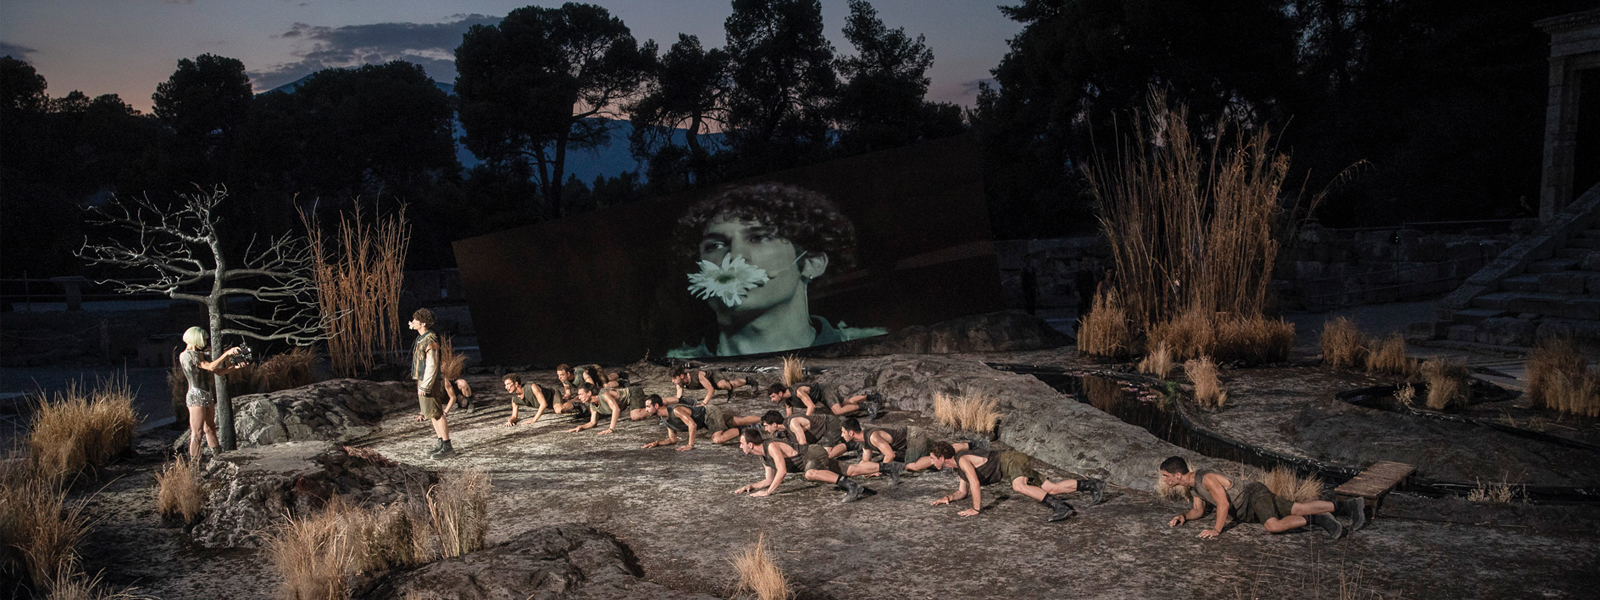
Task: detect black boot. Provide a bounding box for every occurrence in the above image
[837,477,867,503]
[462,395,476,414]
[1338,497,1367,533]
[1043,494,1076,522]
[1079,478,1105,506]
[431,439,455,459]
[884,462,906,485]
[423,438,443,458]
[1309,513,1344,539]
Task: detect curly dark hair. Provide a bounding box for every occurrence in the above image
[675,183,857,273]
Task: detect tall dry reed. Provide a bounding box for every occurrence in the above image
[1320,317,1369,370]
[1262,465,1324,503]
[932,391,1001,434]
[1527,337,1588,407]
[1148,309,1294,364]
[1420,358,1470,410]
[1077,288,1134,359]
[731,532,790,600]
[155,457,205,526]
[27,378,138,481]
[269,497,362,600]
[1184,357,1226,408]
[1364,334,1412,376]
[781,355,805,387]
[1543,371,1599,418]
[426,470,490,558]
[302,205,410,377]
[1086,92,1309,362]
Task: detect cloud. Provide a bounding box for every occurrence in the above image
[959,78,997,97]
[250,14,499,91]
[0,42,38,58]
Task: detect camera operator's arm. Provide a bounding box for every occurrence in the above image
[198,347,243,373]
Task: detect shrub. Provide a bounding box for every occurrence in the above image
[252,347,319,394]
[1147,309,1294,364]
[1137,342,1174,379]
[1364,334,1412,376]
[1543,371,1599,418]
[731,532,789,600]
[269,498,361,600]
[932,391,1001,434]
[780,355,805,388]
[1420,358,1470,410]
[155,457,206,526]
[27,378,138,481]
[427,470,490,558]
[1319,317,1368,370]
[1527,337,1589,409]
[1261,465,1324,503]
[1467,477,1522,504]
[1077,288,1134,359]
[1184,357,1226,408]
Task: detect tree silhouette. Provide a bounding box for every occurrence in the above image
[152,54,252,184]
[835,0,963,154]
[628,34,730,190]
[456,3,653,218]
[722,0,838,175]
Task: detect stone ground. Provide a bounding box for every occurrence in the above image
[72,350,1600,600]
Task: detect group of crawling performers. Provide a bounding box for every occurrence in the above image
[408,308,1369,538]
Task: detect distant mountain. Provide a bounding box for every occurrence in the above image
[261,75,720,184]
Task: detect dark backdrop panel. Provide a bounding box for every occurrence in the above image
[454,133,1002,366]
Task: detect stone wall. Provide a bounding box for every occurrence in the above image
[1281,224,1524,309]
[994,236,1110,312]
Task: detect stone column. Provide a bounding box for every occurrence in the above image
[1538,9,1600,222]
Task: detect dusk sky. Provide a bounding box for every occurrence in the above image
[0,0,1021,114]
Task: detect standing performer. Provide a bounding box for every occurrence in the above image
[178,327,243,461]
[410,309,456,459]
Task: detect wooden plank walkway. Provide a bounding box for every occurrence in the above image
[1335,461,1415,518]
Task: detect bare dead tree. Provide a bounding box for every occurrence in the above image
[77,184,325,450]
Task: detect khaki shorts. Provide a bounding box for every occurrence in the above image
[903,426,929,463]
[418,392,443,420]
[803,445,844,476]
[1236,482,1296,524]
[998,449,1043,488]
[703,404,732,432]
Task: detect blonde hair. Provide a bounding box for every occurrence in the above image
[183,326,208,349]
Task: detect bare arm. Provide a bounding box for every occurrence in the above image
[735,466,776,494]
[681,408,700,450]
[798,387,818,416]
[197,347,241,372]
[697,371,716,405]
[788,418,811,445]
[528,387,551,423]
[1202,474,1230,538]
[958,458,984,515]
[643,426,680,449]
[569,404,599,432]
[600,394,620,434]
[871,431,897,464]
[1170,496,1206,527]
[932,465,972,507]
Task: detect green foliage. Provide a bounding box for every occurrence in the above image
[455,3,654,218]
[627,34,730,192]
[722,0,838,176]
[834,0,963,154]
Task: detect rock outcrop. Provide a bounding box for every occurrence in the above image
[191,441,434,548]
[806,311,1071,357]
[359,524,718,600]
[177,378,414,451]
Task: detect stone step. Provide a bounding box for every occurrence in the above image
[1503,274,1542,292]
[1527,257,1581,273]
[1539,272,1600,295]
[1450,308,1509,325]
[1557,247,1592,259]
[1569,237,1600,249]
[1470,291,1600,320]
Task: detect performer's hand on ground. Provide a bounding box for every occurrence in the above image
[676,444,694,452]
[931,496,950,506]
[412,414,425,423]
[1198,529,1219,539]
[750,490,772,497]
[566,426,582,433]
[641,442,656,449]
[733,485,751,494]
[1169,515,1185,527]
[505,418,518,427]
[598,428,614,435]
[958,508,980,517]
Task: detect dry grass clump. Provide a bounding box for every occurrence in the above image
[1184,357,1226,408]
[269,498,363,600]
[1420,358,1470,410]
[252,347,318,393]
[1261,465,1324,503]
[302,205,410,377]
[1144,309,1293,364]
[356,501,433,573]
[932,391,1001,434]
[1077,288,1134,359]
[1527,337,1596,417]
[427,470,491,558]
[731,532,790,600]
[1467,477,1522,504]
[1138,342,1175,379]
[27,378,138,481]
[1393,383,1416,408]
[0,471,89,593]
[1320,317,1368,370]
[781,355,805,387]
[1363,334,1412,376]
[155,457,206,525]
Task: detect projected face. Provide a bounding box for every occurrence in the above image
[697,218,826,318]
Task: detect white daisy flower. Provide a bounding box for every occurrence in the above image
[686,255,771,307]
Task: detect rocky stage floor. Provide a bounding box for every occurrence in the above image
[76,351,1600,599]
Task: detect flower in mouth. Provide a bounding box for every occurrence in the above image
[686,255,771,307]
